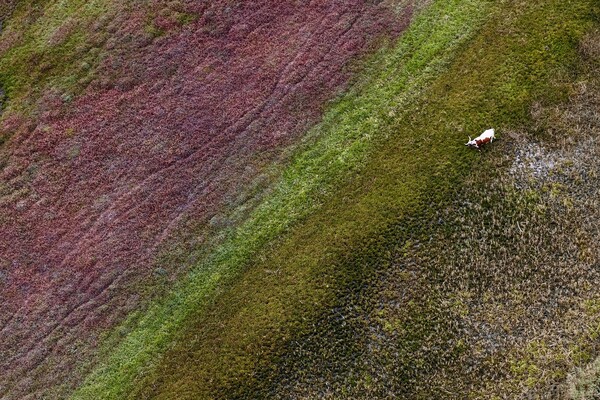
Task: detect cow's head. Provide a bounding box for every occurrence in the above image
[465,136,478,148]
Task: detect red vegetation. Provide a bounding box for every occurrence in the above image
[0,1,411,396]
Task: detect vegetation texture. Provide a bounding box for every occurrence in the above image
[0,0,598,399]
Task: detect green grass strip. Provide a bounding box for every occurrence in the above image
[70,0,495,398]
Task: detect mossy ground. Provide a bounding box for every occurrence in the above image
[70,0,600,398]
[0,0,112,115]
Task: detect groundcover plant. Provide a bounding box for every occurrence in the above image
[0,0,599,399]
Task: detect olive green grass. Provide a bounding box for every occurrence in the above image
[0,0,114,116]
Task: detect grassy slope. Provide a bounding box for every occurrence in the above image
[172,2,599,397]
[71,0,599,398]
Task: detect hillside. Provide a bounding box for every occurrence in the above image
[0,1,599,399]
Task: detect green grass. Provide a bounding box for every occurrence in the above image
[0,0,111,115]
[70,0,598,398]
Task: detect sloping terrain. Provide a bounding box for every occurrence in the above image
[1,0,599,399]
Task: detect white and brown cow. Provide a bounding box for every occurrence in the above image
[466,128,495,150]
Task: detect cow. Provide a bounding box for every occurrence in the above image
[465,128,495,150]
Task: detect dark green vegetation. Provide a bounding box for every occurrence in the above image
[270,44,600,397]
[270,11,600,397]
[71,0,600,398]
